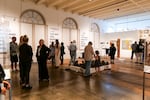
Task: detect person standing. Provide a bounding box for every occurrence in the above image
[18,36,24,84]
[68,40,77,65]
[60,42,65,65]
[94,50,101,73]
[49,42,55,66]
[36,39,50,81]
[109,43,116,64]
[55,39,60,68]
[10,37,18,71]
[19,35,33,89]
[138,41,144,64]
[84,41,94,77]
[131,41,137,60]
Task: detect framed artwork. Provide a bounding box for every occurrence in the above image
[122,40,132,50]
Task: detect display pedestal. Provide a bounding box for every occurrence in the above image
[69,65,111,74]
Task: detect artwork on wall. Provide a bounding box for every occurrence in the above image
[122,40,132,50]
[80,32,89,49]
[48,27,59,45]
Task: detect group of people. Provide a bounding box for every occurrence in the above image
[83,42,116,77]
[9,34,118,88]
[131,40,144,64]
[9,35,33,89]
[9,35,66,89]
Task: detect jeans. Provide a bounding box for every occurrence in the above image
[70,51,76,65]
[84,60,92,76]
[131,51,135,59]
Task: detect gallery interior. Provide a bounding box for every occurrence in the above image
[1,0,150,100]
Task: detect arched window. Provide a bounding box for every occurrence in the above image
[62,17,78,58]
[20,9,45,25]
[62,17,78,29]
[90,23,100,49]
[91,23,100,33]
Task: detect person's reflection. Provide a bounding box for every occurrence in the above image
[84,77,91,91]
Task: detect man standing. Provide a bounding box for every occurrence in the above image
[60,42,65,65]
[131,41,137,60]
[69,40,77,65]
[84,41,94,77]
[10,37,18,71]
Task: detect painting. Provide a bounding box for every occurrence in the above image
[122,40,132,50]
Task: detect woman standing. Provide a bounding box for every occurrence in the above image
[19,35,33,89]
[36,39,50,81]
[55,39,60,68]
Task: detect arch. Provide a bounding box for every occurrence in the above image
[62,17,78,29]
[20,9,46,25]
[91,23,100,33]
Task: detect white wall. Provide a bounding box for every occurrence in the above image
[100,31,139,58]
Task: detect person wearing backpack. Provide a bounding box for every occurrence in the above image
[68,40,77,66]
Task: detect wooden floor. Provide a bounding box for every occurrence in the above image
[5,58,150,100]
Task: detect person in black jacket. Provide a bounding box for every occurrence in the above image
[19,35,33,89]
[60,42,65,65]
[109,43,116,64]
[36,39,50,81]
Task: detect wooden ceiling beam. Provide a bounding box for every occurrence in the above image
[72,0,117,13]
[91,4,149,19]
[48,0,66,7]
[89,3,139,17]
[35,0,45,4]
[64,0,89,12]
[85,0,150,17]
[56,0,81,9]
[79,0,129,15]
[129,0,148,12]
[82,0,130,16]
[68,0,101,12]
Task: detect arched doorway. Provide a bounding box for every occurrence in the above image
[20,9,46,62]
[90,23,100,50]
[62,17,78,58]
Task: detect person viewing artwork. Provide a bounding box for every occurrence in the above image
[68,40,77,66]
[36,39,50,81]
[109,43,116,64]
[131,41,137,60]
[10,36,18,71]
[19,35,33,89]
